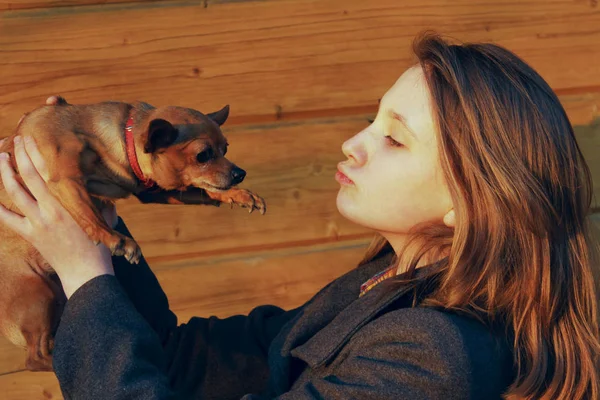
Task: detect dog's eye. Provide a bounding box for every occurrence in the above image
[196,149,214,163]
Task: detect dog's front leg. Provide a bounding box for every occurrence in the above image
[47,177,142,263]
[204,187,266,214]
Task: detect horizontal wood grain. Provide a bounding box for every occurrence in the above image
[561,92,600,127]
[1,0,599,132]
[0,237,369,374]
[153,237,369,321]
[0,0,169,11]
[0,0,257,12]
[0,370,61,400]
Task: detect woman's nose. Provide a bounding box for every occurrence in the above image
[341,134,366,165]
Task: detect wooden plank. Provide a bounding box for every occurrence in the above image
[154,237,368,321]
[0,237,368,374]
[561,93,600,128]
[0,371,61,400]
[0,0,169,11]
[1,0,600,131]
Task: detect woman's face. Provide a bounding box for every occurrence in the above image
[336,65,453,238]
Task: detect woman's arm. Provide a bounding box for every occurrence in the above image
[110,216,178,345]
[54,274,178,399]
[55,271,302,399]
[110,218,303,397]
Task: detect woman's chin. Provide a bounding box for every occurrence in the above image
[336,192,401,233]
[336,191,361,224]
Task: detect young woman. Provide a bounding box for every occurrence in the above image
[0,32,598,400]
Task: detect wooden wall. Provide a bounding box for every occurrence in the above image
[1,0,599,398]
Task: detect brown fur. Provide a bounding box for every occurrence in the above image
[0,97,266,371]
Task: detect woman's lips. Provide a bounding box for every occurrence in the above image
[335,168,354,185]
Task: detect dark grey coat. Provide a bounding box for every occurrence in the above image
[53,217,515,399]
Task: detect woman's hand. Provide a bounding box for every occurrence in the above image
[0,135,114,298]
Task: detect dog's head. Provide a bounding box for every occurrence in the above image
[137,104,245,192]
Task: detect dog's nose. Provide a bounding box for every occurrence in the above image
[231,167,246,184]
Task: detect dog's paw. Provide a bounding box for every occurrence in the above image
[24,331,54,372]
[107,233,142,264]
[222,188,266,215]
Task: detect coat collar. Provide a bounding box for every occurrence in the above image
[265,248,396,395]
[265,247,441,396]
[290,260,437,369]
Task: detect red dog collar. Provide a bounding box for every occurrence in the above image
[125,115,158,190]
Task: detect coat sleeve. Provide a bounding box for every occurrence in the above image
[242,308,512,400]
[109,216,178,346]
[53,217,303,400]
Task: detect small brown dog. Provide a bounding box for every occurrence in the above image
[0,96,266,371]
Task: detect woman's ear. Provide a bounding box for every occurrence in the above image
[443,209,456,228]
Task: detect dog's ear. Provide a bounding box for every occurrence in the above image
[144,119,178,153]
[207,105,229,126]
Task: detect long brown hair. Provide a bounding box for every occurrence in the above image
[361,32,600,399]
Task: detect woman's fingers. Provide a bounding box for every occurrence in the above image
[20,136,50,182]
[14,136,61,212]
[0,138,32,236]
[0,153,35,236]
[46,96,60,105]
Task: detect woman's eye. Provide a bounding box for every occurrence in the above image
[196,149,213,163]
[385,135,403,147]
